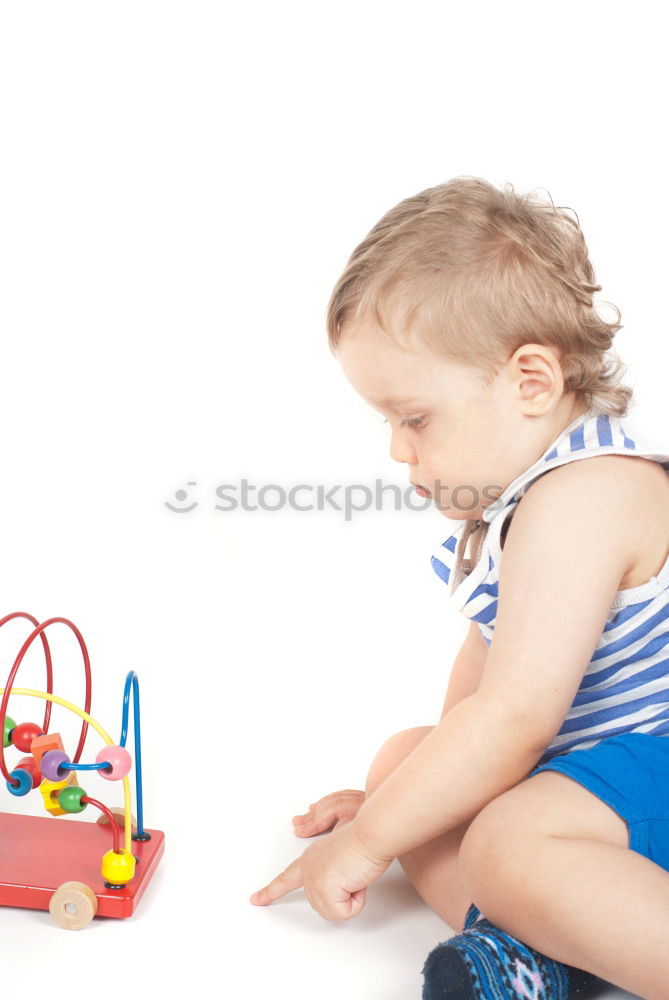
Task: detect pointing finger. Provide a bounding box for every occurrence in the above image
[250,858,303,906]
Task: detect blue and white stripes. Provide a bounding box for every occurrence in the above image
[431,409,669,765]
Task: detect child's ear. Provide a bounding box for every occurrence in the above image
[512,344,564,414]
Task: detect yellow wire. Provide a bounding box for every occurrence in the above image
[0,685,132,854]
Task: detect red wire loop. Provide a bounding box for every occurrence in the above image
[81,796,121,853]
[0,615,92,785]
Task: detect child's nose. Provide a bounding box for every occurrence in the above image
[390,432,417,465]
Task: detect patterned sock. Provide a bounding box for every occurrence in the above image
[421,903,603,1000]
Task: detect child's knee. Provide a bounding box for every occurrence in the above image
[365,725,433,796]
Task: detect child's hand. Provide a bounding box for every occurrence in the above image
[292,789,365,837]
[250,820,391,921]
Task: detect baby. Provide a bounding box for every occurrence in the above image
[250,177,669,1000]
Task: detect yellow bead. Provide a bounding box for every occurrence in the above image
[101,849,136,885]
[39,771,79,816]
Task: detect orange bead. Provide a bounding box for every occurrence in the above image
[31,732,65,768]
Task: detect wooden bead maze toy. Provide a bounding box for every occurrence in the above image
[0,612,164,929]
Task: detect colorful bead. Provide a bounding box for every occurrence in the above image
[96,745,132,781]
[16,755,42,789]
[3,715,16,748]
[7,767,33,796]
[41,749,71,782]
[31,732,65,768]
[10,722,43,753]
[39,772,78,816]
[101,848,136,885]
[58,785,88,813]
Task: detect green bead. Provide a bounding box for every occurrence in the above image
[58,785,87,813]
[3,716,16,749]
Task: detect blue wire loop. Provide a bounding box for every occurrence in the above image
[119,670,145,836]
[61,671,146,835]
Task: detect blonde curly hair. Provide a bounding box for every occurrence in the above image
[326,177,633,417]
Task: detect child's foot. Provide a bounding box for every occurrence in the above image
[422,904,603,999]
[292,789,365,837]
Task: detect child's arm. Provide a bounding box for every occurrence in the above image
[354,458,639,860]
[440,620,489,717]
[252,458,639,919]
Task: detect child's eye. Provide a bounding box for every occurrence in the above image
[382,417,424,429]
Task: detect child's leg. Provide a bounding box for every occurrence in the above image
[365,726,480,933]
[456,768,669,999]
[368,729,602,998]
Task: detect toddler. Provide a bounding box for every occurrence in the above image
[250,177,669,1000]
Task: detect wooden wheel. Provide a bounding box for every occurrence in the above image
[97,806,137,828]
[49,881,98,930]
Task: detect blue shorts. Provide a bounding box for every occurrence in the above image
[529,732,669,872]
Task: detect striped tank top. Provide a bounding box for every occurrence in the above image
[430,407,669,766]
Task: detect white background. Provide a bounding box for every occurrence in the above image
[0,2,664,998]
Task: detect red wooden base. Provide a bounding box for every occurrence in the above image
[0,811,164,919]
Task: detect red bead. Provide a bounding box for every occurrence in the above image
[96,745,132,780]
[10,722,43,753]
[16,756,42,789]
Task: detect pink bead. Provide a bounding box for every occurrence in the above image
[96,745,132,780]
